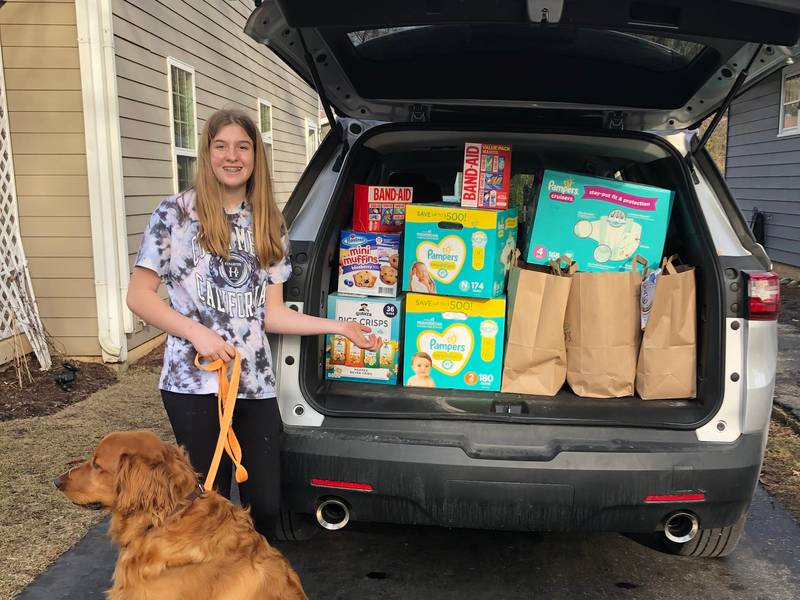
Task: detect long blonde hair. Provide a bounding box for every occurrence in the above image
[193,108,285,268]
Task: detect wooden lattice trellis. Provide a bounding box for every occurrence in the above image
[0,44,51,370]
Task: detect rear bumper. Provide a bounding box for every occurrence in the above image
[280,423,764,533]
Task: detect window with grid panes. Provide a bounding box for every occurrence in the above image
[258,99,274,174]
[780,66,800,135]
[168,59,197,191]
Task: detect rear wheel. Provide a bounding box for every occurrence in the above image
[663,513,747,558]
[274,509,319,542]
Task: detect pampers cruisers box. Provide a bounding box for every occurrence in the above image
[526,170,673,272]
[325,294,403,385]
[403,293,505,392]
[403,203,518,299]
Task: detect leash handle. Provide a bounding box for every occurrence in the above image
[194,349,249,492]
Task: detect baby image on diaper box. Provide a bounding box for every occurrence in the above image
[403,293,505,392]
[325,294,403,385]
[526,170,674,272]
[403,204,518,299]
[338,230,401,297]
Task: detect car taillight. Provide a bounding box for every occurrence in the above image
[745,272,780,321]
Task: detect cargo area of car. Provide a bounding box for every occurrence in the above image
[296,125,724,428]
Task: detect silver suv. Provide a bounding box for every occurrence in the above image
[246,0,789,556]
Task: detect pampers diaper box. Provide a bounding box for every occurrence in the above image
[526,170,674,272]
[338,230,401,297]
[403,293,506,392]
[403,203,518,299]
[325,294,403,385]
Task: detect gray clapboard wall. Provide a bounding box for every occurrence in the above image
[726,69,800,267]
[113,0,320,351]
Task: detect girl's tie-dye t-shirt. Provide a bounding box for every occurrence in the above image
[135,190,292,398]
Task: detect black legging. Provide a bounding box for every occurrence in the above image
[161,390,282,540]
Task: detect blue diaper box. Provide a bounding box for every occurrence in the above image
[403,293,505,392]
[403,203,518,299]
[526,170,674,271]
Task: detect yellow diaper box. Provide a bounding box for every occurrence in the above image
[402,203,518,299]
[403,293,505,392]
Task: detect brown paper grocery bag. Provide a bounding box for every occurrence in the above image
[564,256,646,398]
[501,256,576,396]
[636,255,697,400]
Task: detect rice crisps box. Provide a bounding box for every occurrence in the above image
[460,142,512,209]
[526,170,674,272]
[353,184,413,234]
[403,293,505,392]
[325,294,402,385]
[403,203,518,299]
[338,230,401,297]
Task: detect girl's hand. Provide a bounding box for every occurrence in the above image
[188,323,236,362]
[340,321,381,351]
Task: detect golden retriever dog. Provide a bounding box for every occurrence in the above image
[54,430,308,600]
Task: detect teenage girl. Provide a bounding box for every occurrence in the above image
[127,108,379,539]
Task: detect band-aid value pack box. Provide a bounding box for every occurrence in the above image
[338,230,401,297]
[402,203,518,299]
[526,170,673,272]
[325,294,403,385]
[460,142,512,209]
[353,184,413,234]
[403,293,505,392]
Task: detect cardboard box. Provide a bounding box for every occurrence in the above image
[325,294,403,385]
[403,293,505,392]
[403,203,518,299]
[460,142,512,209]
[526,170,674,271]
[338,230,401,297]
[353,184,413,234]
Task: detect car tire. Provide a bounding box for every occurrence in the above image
[274,509,319,542]
[663,513,747,558]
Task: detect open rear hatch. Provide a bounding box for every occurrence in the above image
[246,0,800,130]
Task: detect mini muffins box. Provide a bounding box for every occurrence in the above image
[338,230,401,297]
[325,294,403,385]
[403,293,505,392]
[460,142,512,209]
[402,203,518,299]
[526,170,674,272]
[353,184,413,234]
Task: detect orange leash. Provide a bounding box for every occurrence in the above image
[194,349,249,492]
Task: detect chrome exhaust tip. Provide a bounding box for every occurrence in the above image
[664,511,700,544]
[315,498,350,531]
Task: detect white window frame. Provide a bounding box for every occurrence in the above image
[166,57,198,192]
[778,63,800,137]
[257,98,274,173]
[305,116,319,164]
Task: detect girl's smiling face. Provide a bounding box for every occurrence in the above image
[210,123,255,194]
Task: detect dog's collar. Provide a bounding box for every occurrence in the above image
[145,483,204,534]
[168,483,205,519]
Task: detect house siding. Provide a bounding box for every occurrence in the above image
[0,0,100,363]
[726,70,800,267]
[112,0,320,352]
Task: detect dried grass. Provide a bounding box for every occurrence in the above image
[0,366,171,600]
